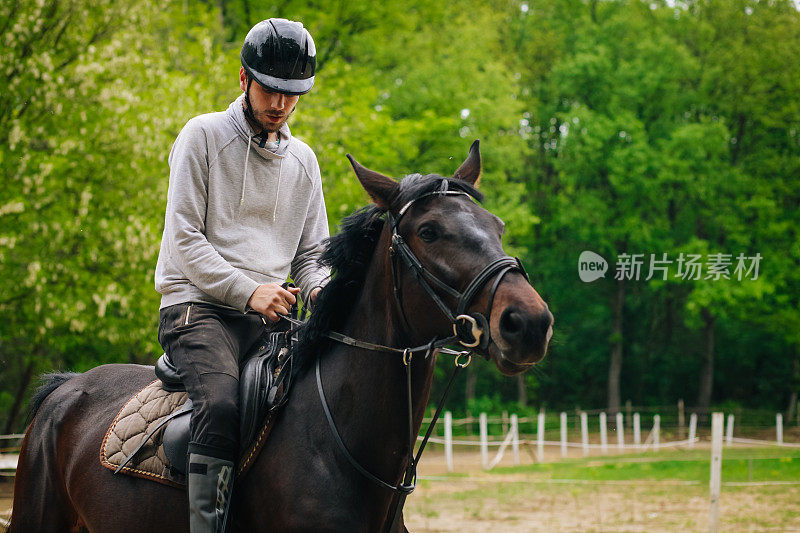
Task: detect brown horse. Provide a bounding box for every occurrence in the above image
[9,141,552,532]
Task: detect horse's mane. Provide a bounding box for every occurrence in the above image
[292,172,483,370]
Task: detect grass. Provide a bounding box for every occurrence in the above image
[491,447,800,483]
[406,447,800,532]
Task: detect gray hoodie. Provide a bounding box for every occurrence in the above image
[155,94,330,312]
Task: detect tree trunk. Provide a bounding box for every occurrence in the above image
[697,308,716,412]
[608,278,625,414]
[786,347,799,422]
[216,0,225,27]
[4,360,35,433]
[516,374,527,408]
[242,0,251,27]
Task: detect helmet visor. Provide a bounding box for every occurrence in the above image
[243,63,315,96]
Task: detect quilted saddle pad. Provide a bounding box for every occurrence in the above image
[100,380,188,487]
[100,379,277,487]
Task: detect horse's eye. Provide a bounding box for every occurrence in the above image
[417,225,439,243]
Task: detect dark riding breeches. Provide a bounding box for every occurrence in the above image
[158,303,266,462]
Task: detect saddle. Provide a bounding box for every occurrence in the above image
[155,328,294,472]
[101,321,296,486]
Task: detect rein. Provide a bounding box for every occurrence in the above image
[285,181,529,532]
[281,316,469,509]
[315,343,470,495]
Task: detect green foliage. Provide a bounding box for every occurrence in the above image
[0,0,237,429]
[504,0,800,412]
[1,0,799,431]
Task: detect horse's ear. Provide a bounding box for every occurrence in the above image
[453,139,481,186]
[347,154,400,210]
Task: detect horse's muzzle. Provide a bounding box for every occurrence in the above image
[499,306,552,360]
[489,278,553,373]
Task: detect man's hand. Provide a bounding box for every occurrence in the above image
[309,287,322,304]
[247,283,300,322]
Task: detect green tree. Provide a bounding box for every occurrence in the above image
[0,0,236,431]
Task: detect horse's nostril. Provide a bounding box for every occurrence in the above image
[500,310,523,336]
[499,307,553,349]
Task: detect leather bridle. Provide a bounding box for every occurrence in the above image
[388,179,528,353]
[307,180,530,532]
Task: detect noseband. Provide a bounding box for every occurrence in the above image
[388,179,529,353]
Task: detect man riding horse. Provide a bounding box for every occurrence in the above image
[154,18,329,532]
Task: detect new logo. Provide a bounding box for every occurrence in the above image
[578,251,608,282]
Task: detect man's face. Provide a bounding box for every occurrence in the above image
[239,67,300,134]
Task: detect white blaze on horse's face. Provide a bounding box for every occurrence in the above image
[347,140,553,376]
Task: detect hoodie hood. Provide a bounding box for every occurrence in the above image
[227,94,295,217]
[227,93,292,159]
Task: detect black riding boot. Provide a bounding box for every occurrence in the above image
[188,453,234,533]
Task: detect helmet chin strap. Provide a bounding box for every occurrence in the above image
[243,76,272,147]
[243,77,258,128]
[243,76,298,149]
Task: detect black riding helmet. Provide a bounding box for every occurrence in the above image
[240,18,316,96]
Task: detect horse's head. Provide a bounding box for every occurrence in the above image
[347,141,553,375]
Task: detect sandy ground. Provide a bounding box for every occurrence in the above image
[405,449,800,532]
[0,479,11,530]
[3,447,799,532]
[405,475,800,532]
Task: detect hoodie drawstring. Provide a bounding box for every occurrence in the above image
[241,134,252,206]
[273,158,282,222]
[242,131,283,219]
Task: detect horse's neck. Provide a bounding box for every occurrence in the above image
[322,236,438,480]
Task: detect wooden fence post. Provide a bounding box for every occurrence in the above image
[725,414,734,447]
[444,411,453,472]
[689,413,697,449]
[580,412,589,457]
[633,413,641,448]
[599,412,608,454]
[678,399,685,440]
[560,412,568,458]
[537,411,545,462]
[709,412,724,533]
[777,413,784,446]
[653,415,660,452]
[511,414,520,466]
[616,412,625,451]
[480,412,488,469]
